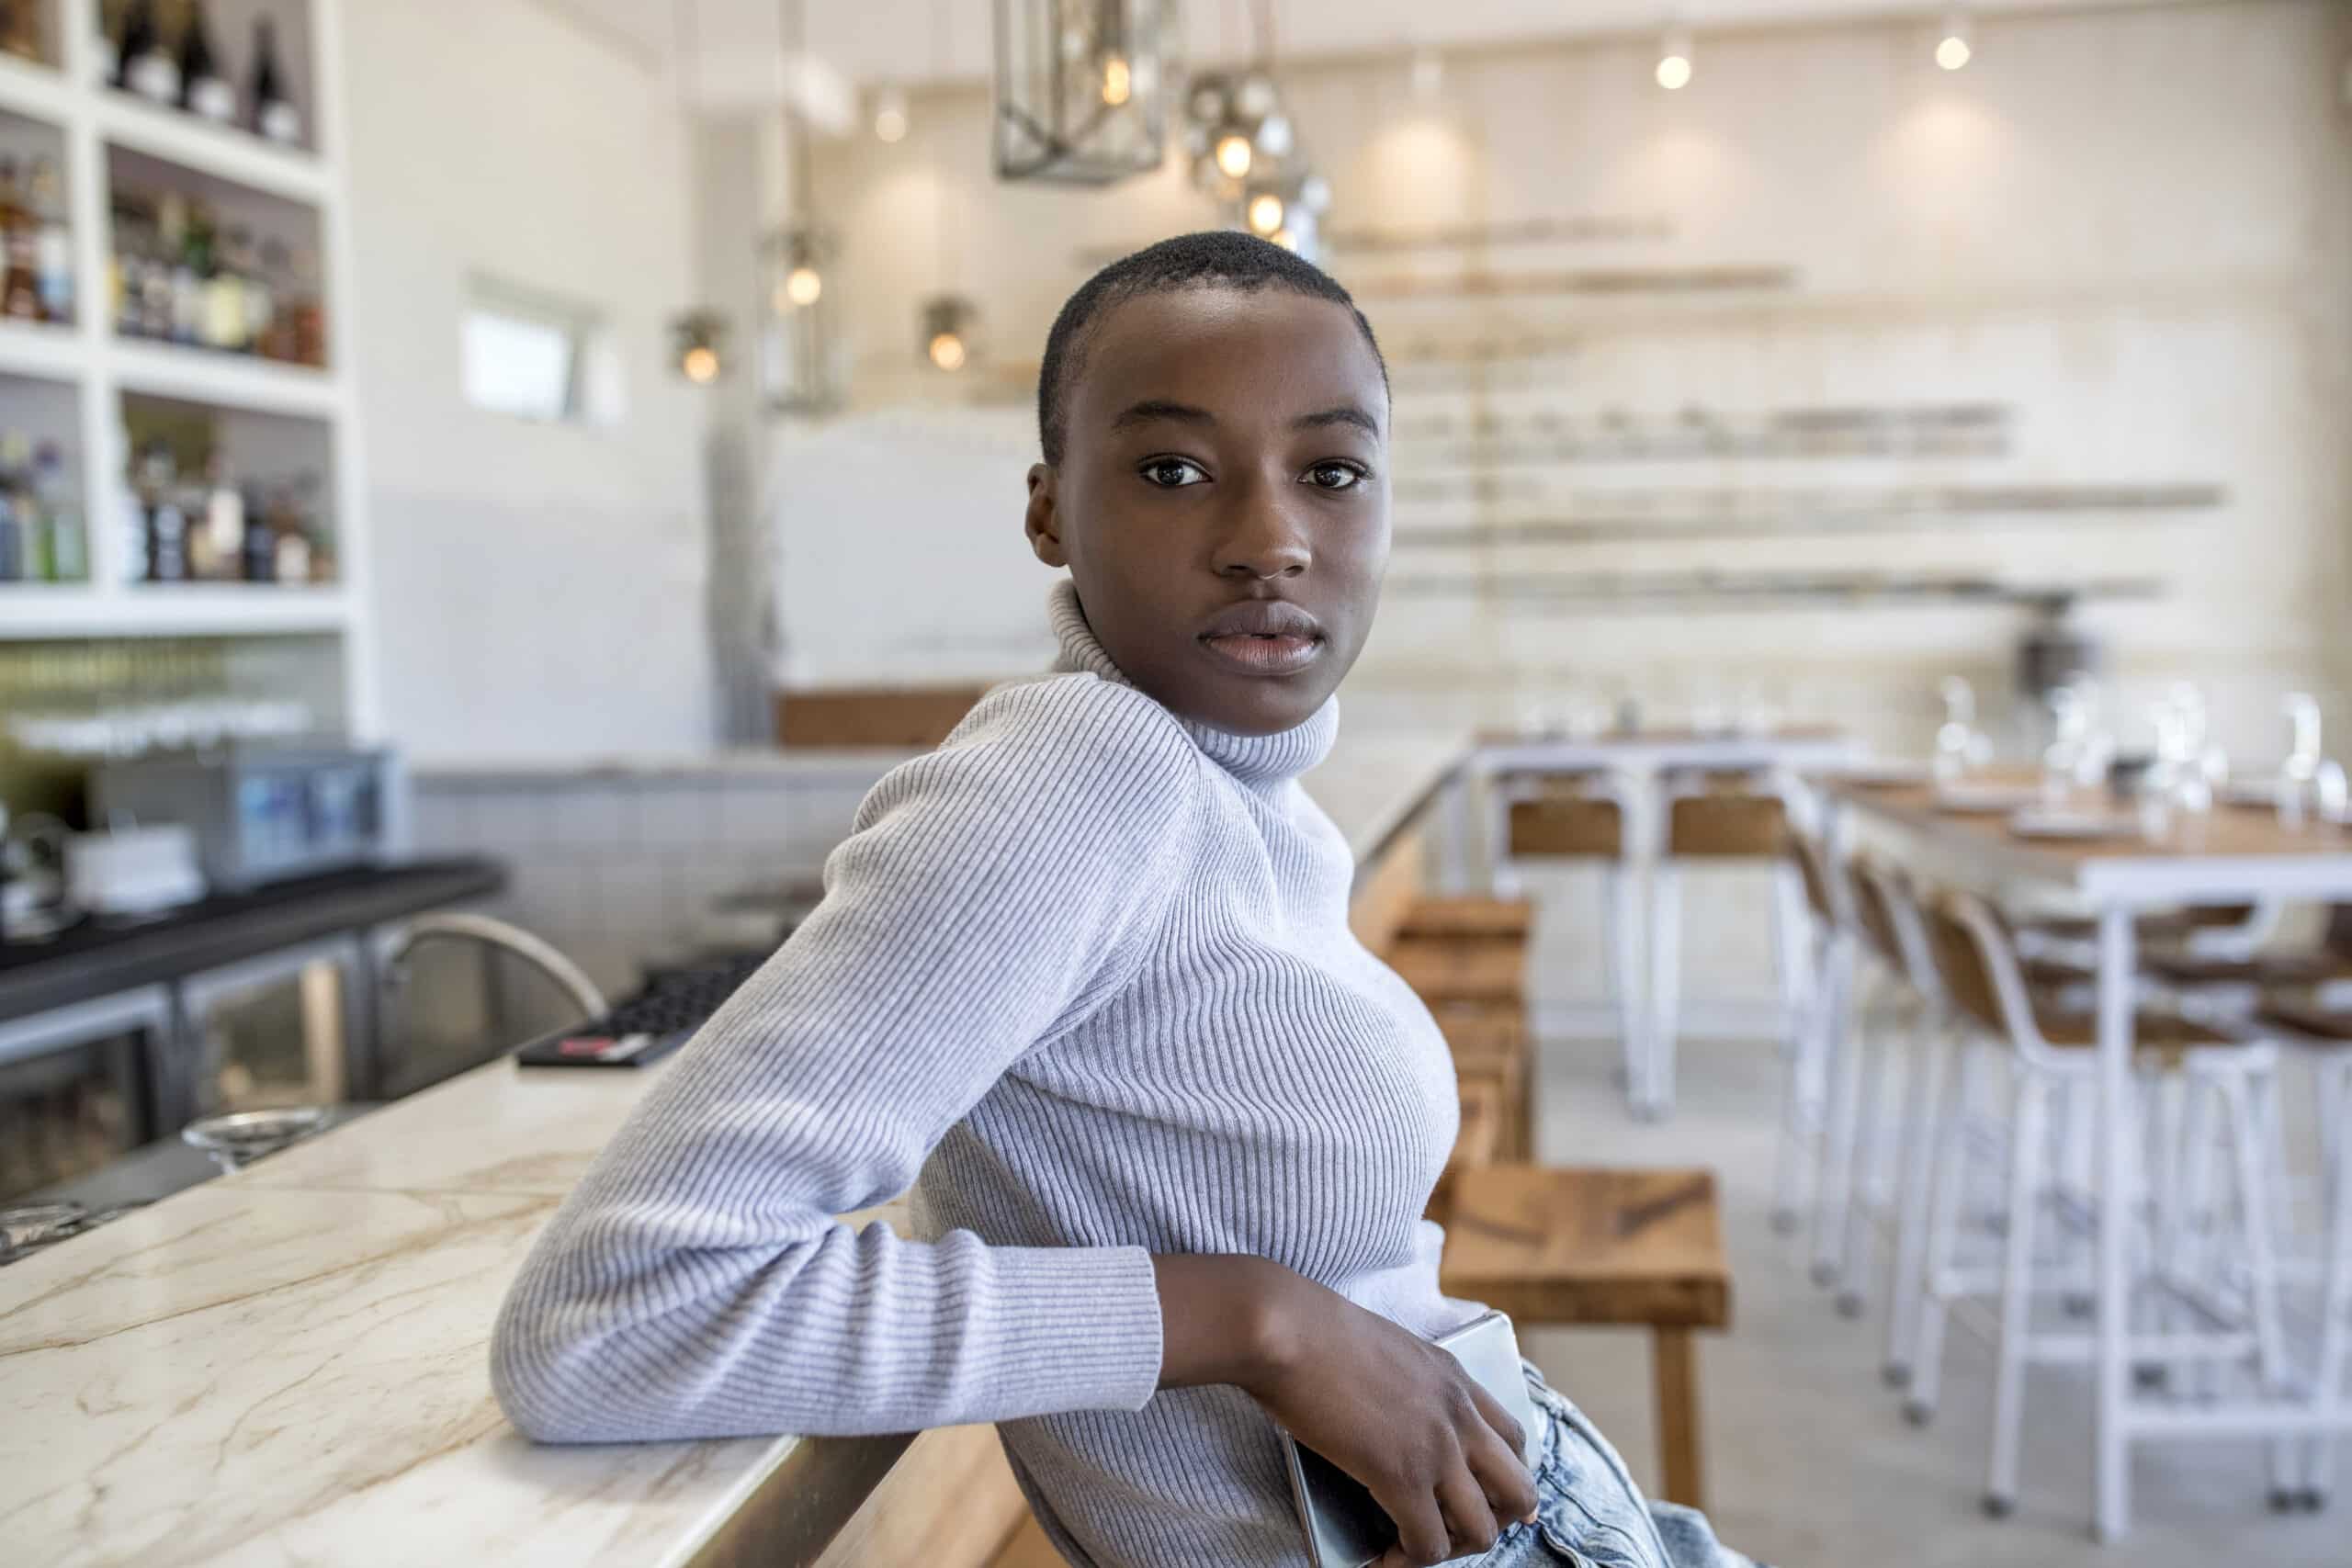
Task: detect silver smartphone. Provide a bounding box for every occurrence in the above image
[1278,1310,1544,1568]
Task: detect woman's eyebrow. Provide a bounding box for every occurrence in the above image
[1294,404,1383,438]
[1111,399,1216,431]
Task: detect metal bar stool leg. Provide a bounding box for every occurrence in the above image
[1604,859,1645,1108]
[1643,861,1682,1121]
[1885,1021,1955,1386]
[1985,1071,2052,1517]
[1906,1039,1988,1426]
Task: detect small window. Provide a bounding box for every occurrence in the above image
[460,278,620,424]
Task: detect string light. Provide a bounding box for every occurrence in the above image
[1656,25,1693,91]
[873,85,909,141]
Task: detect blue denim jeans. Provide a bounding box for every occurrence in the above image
[1471,1362,1763,1568]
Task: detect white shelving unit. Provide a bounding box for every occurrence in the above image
[0,0,372,736]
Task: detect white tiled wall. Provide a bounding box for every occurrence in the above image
[407,761,895,998]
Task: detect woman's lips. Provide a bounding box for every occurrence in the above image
[1201,632,1324,675]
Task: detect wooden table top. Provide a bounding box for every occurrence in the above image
[1827,781,2352,905]
[1439,1166,1731,1329]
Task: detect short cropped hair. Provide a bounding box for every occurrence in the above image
[1035,231,1388,467]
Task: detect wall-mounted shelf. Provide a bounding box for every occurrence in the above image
[0,581,347,637]
[0,0,366,733]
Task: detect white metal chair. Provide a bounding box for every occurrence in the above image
[1905,887,2290,1517]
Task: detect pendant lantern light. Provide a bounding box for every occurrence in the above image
[993,0,1172,184]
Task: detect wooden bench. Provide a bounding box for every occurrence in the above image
[1396,894,1535,942]
[1385,933,1529,1007]
[1439,1165,1732,1511]
[1436,1009,1532,1162]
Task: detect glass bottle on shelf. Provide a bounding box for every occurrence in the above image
[238,480,272,581]
[175,0,234,122]
[0,157,38,321]
[94,0,121,85]
[29,156,70,324]
[247,16,301,144]
[0,431,25,582]
[256,235,293,360]
[0,1,40,65]
[202,452,241,576]
[290,246,324,367]
[35,440,82,581]
[118,0,179,104]
[232,226,270,351]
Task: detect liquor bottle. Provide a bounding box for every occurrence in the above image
[255,235,292,360]
[34,440,82,581]
[93,0,121,85]
[0,432,23,582]
[148,496,186,581]
[0,0,41,63]
[29,157,71,323]
[272,517,307,585]
[0,158,37,321]
[247,16,300,144]
[202,452,241,570]
[231,226,270,349]
[289,246,323,366]
[176,1,234,121]
[118,0,178,104]
[239,481,272,581]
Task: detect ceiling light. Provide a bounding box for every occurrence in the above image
[1248,192,1284,235]
[1936,9,1973,71]
[1657,21,1694,90]
[873,85,908,141]
[1102,52,1132,106]
[780,265,823,309]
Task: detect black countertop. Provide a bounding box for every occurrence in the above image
[0,858,507,1025]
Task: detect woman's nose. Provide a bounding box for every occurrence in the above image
[1210,491,1311,581]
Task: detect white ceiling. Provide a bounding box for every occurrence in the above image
[550,0,2191,106]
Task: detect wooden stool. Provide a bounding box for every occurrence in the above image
[1645,776,1805,1120]
[1398,895,1535,942]
[1438,1009,1533,1162]
[1439,1165,1732,1510]
[1385,933,1528,1009]
[987,1515,1066,1568]
[1430,1077,1503,1224]
[1500,776,1644,1110]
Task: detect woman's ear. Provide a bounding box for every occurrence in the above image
[1024,464,1069,568]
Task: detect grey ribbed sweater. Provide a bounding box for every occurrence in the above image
[491,581,1476,1567]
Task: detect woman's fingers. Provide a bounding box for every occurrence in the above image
[1437,1462,1502,1556]
[1371,1482,1453,1568]
[1464,1389,1541,1524]
[1467,1380,1530,1460]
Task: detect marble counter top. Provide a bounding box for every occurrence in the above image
[0,728,1467,1567]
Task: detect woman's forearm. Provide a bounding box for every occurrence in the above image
[1150,1252,1302,1393]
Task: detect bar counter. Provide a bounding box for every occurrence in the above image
[0,727,1468,1568]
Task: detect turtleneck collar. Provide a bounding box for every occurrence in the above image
[1046,579,1338,788]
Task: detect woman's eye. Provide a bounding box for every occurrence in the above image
[1139,457,1207,488]
[1305,461,1367,491]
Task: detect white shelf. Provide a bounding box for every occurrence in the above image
[108,336,342,418]
[0,316,88,382]
[0,51,76,128]
[1,582,348,637]
[95,90,327,207]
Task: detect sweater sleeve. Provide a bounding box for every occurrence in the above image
[490,676,1197,1442]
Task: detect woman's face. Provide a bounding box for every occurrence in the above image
[1024,287,1391,737]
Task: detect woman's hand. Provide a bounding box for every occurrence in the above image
[1153,1255,1539,1566]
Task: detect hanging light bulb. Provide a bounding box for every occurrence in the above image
[921,295,978,373]
[671,310,729,384]
[1935,8,1973,71]
[874,85,909,141]
[1102,51,1132,106]
[1215,132,1253,179]
[1270,228,1298,252]
[777,265,823,310]
[1247,191,1285,236]
[1656,24,1694,90]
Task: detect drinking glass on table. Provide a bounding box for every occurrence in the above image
[2278,693,2328,829]
[1934,676,1988,784]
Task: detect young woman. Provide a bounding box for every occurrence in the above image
[493,232,1758,1568]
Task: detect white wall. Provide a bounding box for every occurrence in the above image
[780,0,2352,762]
[345,0,715,762]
